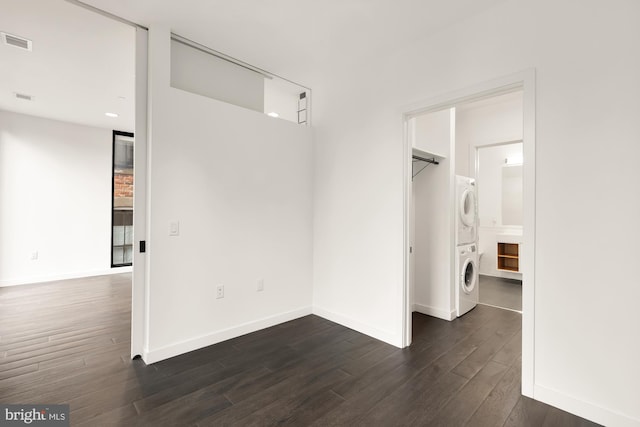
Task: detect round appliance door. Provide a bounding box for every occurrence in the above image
[460,189,476,227]
[461,258,477,294]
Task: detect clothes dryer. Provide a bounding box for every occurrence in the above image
[456,175,478,245]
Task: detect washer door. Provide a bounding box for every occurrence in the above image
[460,189,476,227]
[461,258,477,294]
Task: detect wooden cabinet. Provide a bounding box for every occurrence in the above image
[497,242,519,272]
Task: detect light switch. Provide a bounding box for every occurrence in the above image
[169,221,179,236]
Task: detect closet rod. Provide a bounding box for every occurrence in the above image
[412,155,439,165]
[412,155,439,179]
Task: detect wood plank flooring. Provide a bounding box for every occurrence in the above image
[0,274,600,426]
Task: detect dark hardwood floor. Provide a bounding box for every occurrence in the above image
[1,274,599,426]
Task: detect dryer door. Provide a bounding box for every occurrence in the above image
[461,258,477,294]
[460,189,476,227]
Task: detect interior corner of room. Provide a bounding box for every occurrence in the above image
[2,1,639,426]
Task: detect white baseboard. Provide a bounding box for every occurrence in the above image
[143,306,313,364]
[534,384,639,427]
[413,303,456,321]
[0,267,133,287]
[312,306,401,348]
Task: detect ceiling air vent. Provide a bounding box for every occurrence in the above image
[2,32,32,51]
[15,93,33,101]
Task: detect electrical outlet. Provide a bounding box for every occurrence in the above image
[257,279,264,292]
[216,284,224,299]
[30,251,38,261]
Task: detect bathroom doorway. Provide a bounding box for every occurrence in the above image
[474,140,524,312]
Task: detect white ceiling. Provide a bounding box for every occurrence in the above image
[0,0,135,131]
[81,0,506,85]
[0,0,507,131]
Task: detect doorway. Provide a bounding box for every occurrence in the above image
[0,0,147,360]
[403,70,536,396]
[474,140,524,313]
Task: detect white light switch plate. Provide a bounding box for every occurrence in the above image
[169,221,179,236]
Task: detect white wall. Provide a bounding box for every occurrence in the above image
[311,0,640,425]
[411,109,455,320]
[455,91,523,177]
[413,108,451,157]
[0,110,116,285]
[170,39,264,113]
[145,27,313,363]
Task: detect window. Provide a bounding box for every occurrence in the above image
[112,131,134,267]
[114,137,133,168]
[170,33,311,125]
[112,210,133,266]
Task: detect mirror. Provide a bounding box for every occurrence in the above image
[477,141,523,228]
[502,164,523,226]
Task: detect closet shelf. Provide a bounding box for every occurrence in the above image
[412,147,446,162]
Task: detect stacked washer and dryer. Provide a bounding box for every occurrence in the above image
[455,176,479,317]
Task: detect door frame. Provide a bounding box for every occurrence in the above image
[402,69,536,397]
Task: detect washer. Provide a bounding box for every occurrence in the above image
[456,175,478,245]
[456,243,479,317]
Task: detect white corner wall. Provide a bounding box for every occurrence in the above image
[455,91,523,177]
[412,110,455,321]
[144,27,313,363]
[0,110,118,286]
[311,0,640,425]
[412,160,454,320]
[413,109,451,157]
